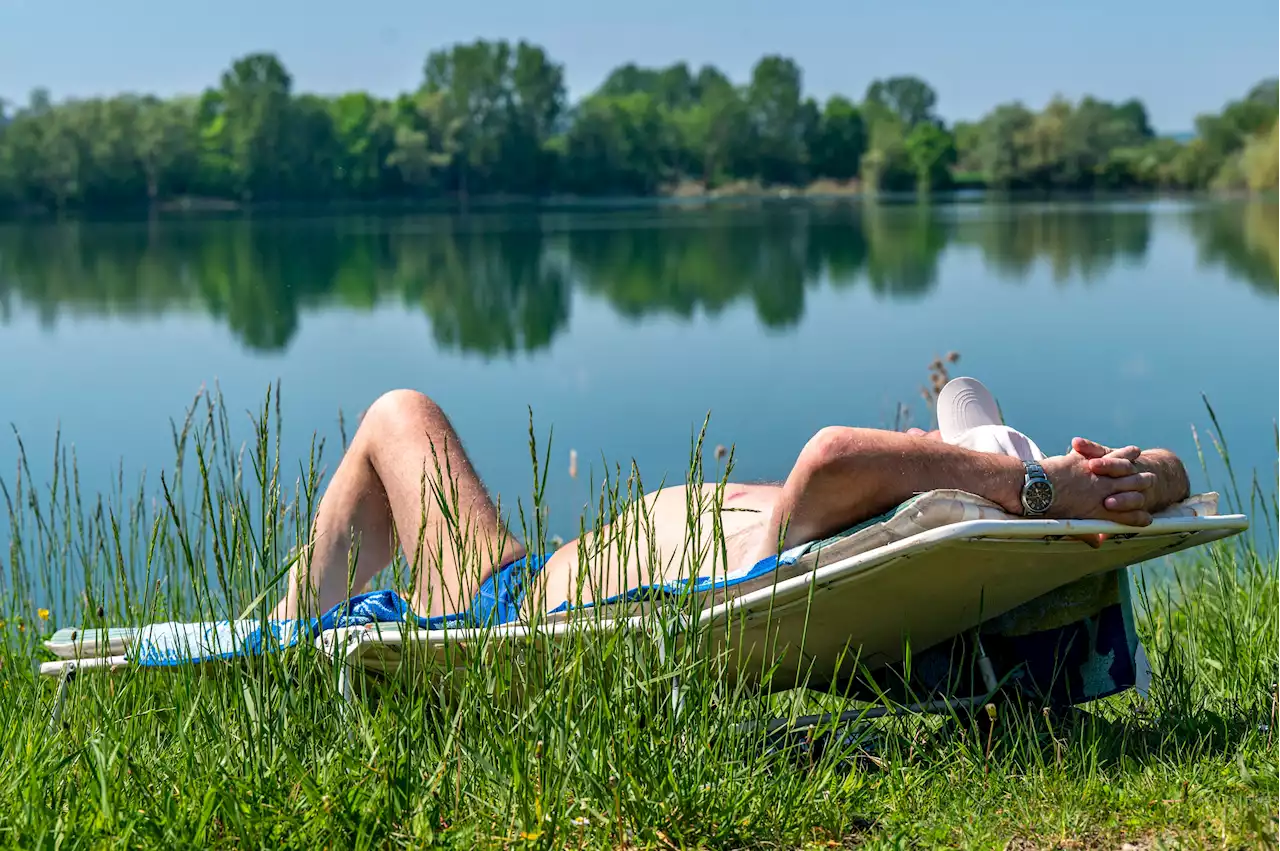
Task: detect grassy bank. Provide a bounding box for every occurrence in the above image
[1,389,1275,849]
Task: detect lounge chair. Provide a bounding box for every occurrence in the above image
[39,489,1247,729]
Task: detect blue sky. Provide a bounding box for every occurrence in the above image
[1,0,1275,131]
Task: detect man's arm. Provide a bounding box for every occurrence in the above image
[762,427,1156,553]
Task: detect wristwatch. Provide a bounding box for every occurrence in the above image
[1020,460,1054,516]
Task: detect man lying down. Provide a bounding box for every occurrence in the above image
[270,377,1191,625]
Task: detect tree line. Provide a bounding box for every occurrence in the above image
[2,203,1272,352]
[0,42,1276,213]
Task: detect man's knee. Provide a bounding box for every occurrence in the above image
[360,389,448,437]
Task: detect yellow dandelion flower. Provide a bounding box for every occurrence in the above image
[37,608,50,621]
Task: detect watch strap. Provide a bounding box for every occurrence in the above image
[1021,459,1051,516]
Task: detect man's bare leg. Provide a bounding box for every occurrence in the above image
[272,389,524,619]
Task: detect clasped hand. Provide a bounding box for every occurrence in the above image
[1044,437,1160,547]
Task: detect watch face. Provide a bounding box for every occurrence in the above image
[1025,481,1053,514]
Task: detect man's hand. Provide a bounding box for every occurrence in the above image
[1071,433,1191,508]
[1043,443,1157,526]
[1050,437,1155,548]
[1069,438,1152,513]
[1071,436,1138,462]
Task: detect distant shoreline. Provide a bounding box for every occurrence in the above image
[1,186,1271,224]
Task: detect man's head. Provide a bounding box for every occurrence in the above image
[935,377,1046,462]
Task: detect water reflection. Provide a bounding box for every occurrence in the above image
[947,204,1153,283]
[0,217,573,356]
[0,200,1274,355]
[1181,202,1279,296]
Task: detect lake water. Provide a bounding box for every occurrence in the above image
[1,199,1276,548]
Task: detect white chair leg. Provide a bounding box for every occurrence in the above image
[326,631,364,709]
[333,633,364,745]
[1133,642,1152,700]
[338,665,354,706]
[655,614,689,718]
[48,663,77,733]
[974,633,999,695]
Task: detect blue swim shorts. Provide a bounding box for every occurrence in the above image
[468,553,551,626]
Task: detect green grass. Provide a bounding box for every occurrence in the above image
[0,387,1275,850]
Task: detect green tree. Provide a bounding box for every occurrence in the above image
[384,91,464,195]
[1247,78,1280,105]
[1057,96,1152,187]
[136,96,197,202]
[808,96,866,181]
[1242,122,1279,191]
[976,103,1035,189]
[422,40,507,197]
[286,94,344,199]
[904,122,956,192]
[968,94,1162,190]
[1167,138,1220,188]
[329,92,397,197]
[1109,136,1187,188]
[422,39,565,197]
[1194,80,1278,189]
[217,52,295,200]
[560,92,674,195]
[597,64,661,99]
[951,120,983,176]
[1114,98,1154,139]
[104,97,158,205]
[503,41,567,193]
[0,100,10,208]
[11,90,86,208]
[1021,97,1071,185]
[192,88,232,197]
[596,62,699,110]
[859,105,915,193]
[864,76,938,129]
[672,67,750,185]
[746,56,808,185]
